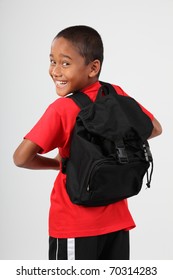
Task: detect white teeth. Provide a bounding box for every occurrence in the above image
[55,81,67,88]
[55,81,67,85]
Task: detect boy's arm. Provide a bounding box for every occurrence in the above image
[149,117,162,139]
[13,139,60,170]
[13,115,161,170]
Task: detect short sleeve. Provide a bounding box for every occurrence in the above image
[24,105,64,154]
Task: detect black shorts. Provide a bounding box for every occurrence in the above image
[49,230,129,260]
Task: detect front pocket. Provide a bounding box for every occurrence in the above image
[80,158,149,206]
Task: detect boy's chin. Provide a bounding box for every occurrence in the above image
[56,89,70,97]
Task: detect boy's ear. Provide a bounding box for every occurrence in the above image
[89,60,101,77]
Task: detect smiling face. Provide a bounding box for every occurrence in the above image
[49,37,100,97]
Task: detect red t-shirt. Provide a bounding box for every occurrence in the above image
[25,81,154,238]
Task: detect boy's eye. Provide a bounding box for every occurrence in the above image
[62,61,70,67]
[50,59,56,65]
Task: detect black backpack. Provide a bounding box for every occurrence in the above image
[62,81,154,206]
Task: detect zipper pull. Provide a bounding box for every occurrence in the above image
[87,185,90,192]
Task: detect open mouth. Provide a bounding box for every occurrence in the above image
[55,81,68,88]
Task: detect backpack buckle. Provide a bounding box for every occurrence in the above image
[143,143,153,162]
[116,146,128,164]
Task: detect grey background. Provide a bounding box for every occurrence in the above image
[0,0,172,259]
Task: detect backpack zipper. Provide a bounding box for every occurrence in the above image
[87,158,116,192]
[86,153,147,193]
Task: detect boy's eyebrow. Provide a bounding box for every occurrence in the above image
[49,53,72,60]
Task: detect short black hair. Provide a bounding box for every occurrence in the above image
[55,25,104,74]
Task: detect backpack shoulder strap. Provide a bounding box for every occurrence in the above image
[68,91,92,109]
[99,81,118,96]
[68,81,117,108]
[62,91,92,174]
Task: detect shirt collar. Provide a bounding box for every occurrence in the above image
[81,81,101,94]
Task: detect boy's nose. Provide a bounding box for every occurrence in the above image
[52,66,62,78]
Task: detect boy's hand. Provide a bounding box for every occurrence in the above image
[54,153,62,163]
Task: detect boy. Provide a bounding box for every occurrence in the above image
[13,25,162,260]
